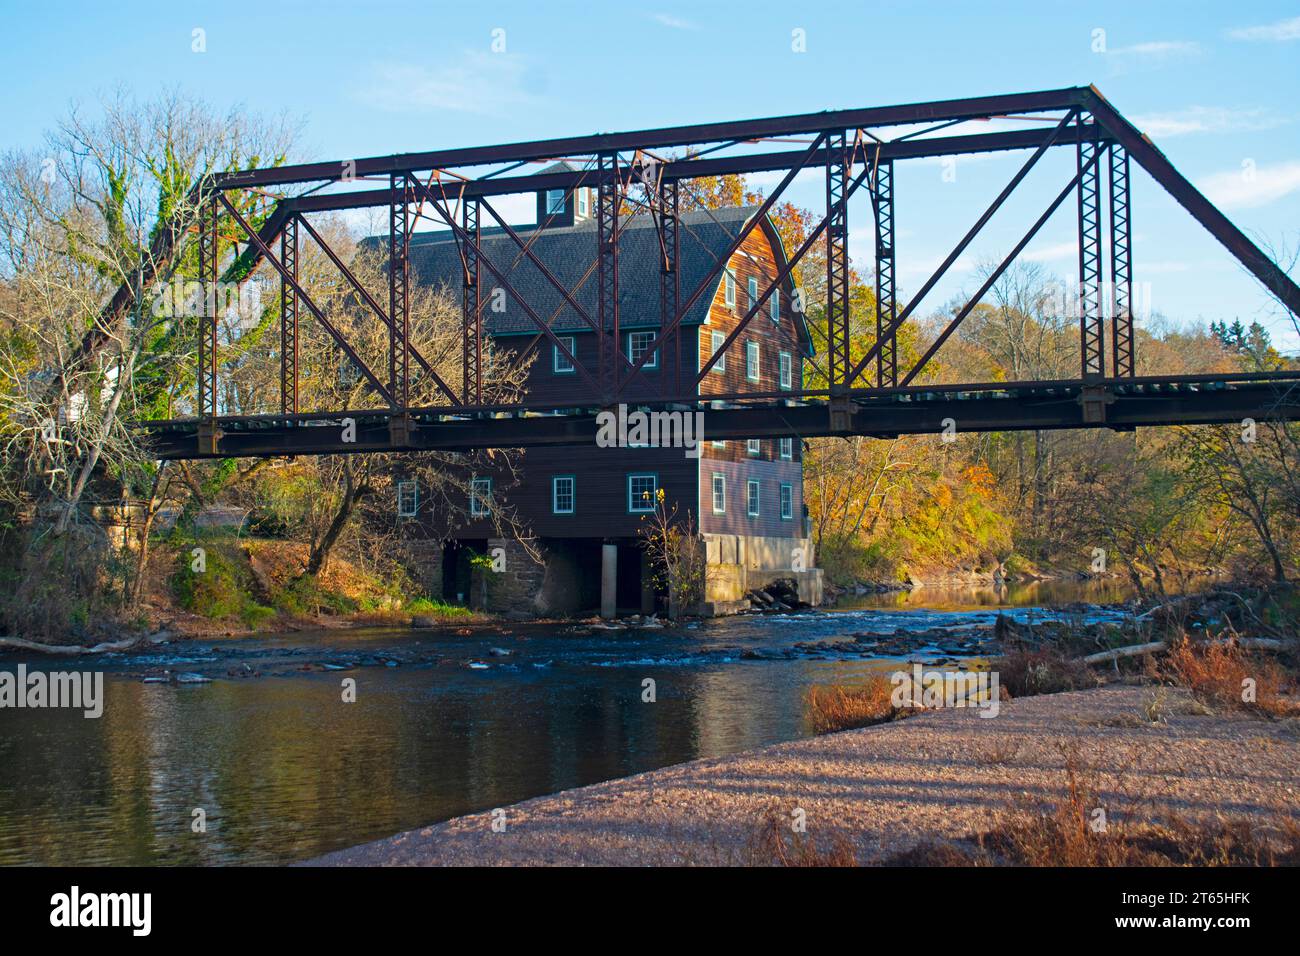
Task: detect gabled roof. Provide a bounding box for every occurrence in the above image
[402,205,807,349]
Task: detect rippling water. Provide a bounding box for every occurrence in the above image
[0,586,1136,866]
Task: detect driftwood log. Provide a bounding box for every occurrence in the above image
[1081,636,1286,666]
[0,632,171,656]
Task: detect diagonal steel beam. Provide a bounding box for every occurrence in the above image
[846,109,1079,387]
[216,193,393,405]
[1082,87,1300,318]
[899,145,1104,386]
[408,179,604,397]
[294,213,459,405]
[693,155,880,387]
[616,132,829,396]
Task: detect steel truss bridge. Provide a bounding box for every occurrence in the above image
[124,86,1300,459]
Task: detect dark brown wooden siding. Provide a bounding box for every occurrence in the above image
[444,445,700,540]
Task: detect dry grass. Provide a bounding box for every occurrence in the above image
[746,809,859,866]
[995,644,1098,699]
[1163,636,1299,718]
[804,676,911,735]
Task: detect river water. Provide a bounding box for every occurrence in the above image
[0,583,1137,865]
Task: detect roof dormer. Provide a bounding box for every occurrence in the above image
[535,161,596,226]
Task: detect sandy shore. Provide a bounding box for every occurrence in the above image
[306,684,1299,866]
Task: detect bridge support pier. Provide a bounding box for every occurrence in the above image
[600,543,617,619]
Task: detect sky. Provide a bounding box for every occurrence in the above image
[1,0,1297,348]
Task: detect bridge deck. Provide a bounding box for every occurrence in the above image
[138,373,1300,459]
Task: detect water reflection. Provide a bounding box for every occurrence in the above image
[831,577,1144,612]
[0,658,895,866]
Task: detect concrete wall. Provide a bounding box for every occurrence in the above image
[701,533,823,611]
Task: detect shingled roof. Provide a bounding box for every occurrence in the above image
[404,205,781,337]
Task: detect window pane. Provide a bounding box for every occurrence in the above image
[747,480,760,516]
[711,331,725,372]
[627,331,657,368]
[553,476,574,513]
[747,276,758,306]
[746,341,759,381]
[554,337,575,373]
[629,474,656,512]
[546,189,565,214]
[470,478,491,516]
[770,293,779,322]
[711,474,725,513]
[397,480,418,517]
[781,484,793,519]
[747,438,760,455]
[780,437,793,460]
[779,352,791,389]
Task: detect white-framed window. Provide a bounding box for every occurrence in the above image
[553,335,576,373]
[746,341,760,382]
[397,480,418,517]
[628,473,658,512]
[779,437,794,460]
[711,474,726,514]
[747,275,758,308]
[626,330,658,368]
[552,475,575,514]
[545,189,565,215]
[712,439,726,448]
[577,189,588,217]
[710,330,726,373]
[779,352,792,389]
[780,483,793,520]
[770,289,780,323]
[724,270,736,308]
[747,480,760,517]
[747,438,761,456]
[469,477,492,517]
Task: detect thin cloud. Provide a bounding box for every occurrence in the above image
[1132,106,1289,138]
[653,13,699,30]
[1228,16,1300,42]
[355,52,542,116]
[1199,160,1300,211]
[1109,39,1201,57]
[1023,241,1077,263]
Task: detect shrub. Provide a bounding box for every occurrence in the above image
[1163,636,1297,717]
[804,676,910,734]
[995,644,1096,698]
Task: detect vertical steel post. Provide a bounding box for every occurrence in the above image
[660,178,681,399]
[874,159,896,388]
[825,130,850,395]
[460,197,482,406]
[597,153,620,402]
[388,173,410,411]
[280,216,299,415]
[1109,145,1134,378]
[196,195,220,419]
[1077,115,1105,380]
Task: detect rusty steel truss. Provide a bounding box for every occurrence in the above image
[120,86,1300,458]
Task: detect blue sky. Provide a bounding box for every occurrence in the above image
[2,1,1298,347]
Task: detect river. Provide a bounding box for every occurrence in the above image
[0,581,1139,865]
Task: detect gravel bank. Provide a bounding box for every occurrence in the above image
[306,684,1299,866]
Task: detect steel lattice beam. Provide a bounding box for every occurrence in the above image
[1077,117,1105,380]
[280,217,298,415]
[874,159,897,389]
[1110,146,1135,378]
